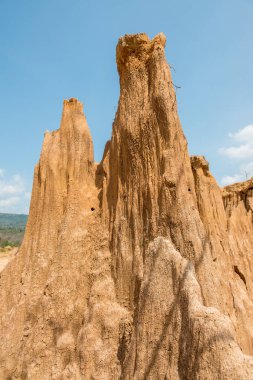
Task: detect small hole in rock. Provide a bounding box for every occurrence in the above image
[91,207,95,211]
[213,258,217,262]
[188,188,191,192]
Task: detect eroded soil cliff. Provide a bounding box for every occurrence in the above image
[0,34,253,379]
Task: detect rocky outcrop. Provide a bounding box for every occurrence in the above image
[0,98,128,379]
[223,178,253,340]
[191,156,253,355]
[0,34,253,379]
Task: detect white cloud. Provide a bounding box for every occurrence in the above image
[220,124,253,186]
[221,174,243,186]
[0,174,25,197]
[221,161,253,186]
[220,124,253,159]
[229,124,253,142]
[0,197,20,209]
[219,144,253,159]
[0,169,31,213]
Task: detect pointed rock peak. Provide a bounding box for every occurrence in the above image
[59,98,94,164]
[191,156,210,171]
[191,156,211,179]
[63,97,84,114]
[116,32,166,73]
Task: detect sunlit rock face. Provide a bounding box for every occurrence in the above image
[0,34,253,379]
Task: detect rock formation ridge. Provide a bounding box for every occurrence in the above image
[0,33,253,379]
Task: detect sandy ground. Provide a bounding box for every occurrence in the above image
[0,247,18,272]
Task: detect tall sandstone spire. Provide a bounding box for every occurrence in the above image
[0,34,253,379]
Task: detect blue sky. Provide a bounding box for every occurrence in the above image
[0,0,253,214]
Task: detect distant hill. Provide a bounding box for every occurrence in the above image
[0,213,28,229]
[0,213,28,248]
